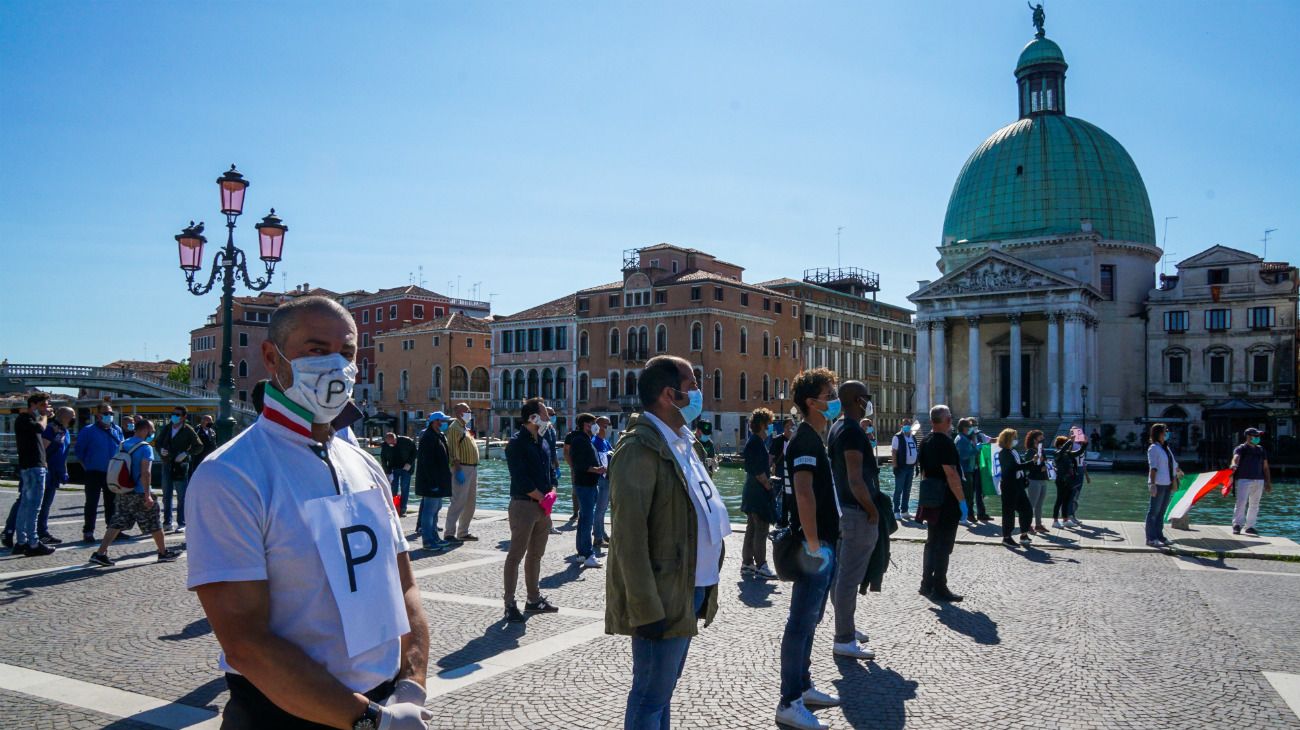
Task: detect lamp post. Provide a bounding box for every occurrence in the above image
[176,165,288,444]
[1080,383,1089,438]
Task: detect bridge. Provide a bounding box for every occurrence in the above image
[0,363,256,416]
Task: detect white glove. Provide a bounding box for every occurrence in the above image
[377,701,433,730]
[383,679,427,708]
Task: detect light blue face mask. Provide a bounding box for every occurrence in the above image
[100,414,113,424]
[675,387,703,423]
[820,398,841,421]
[866,426,875,435]
[170,415,181,425]
[1251,436,1260,445]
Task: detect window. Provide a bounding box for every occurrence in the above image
[713,323,723,351]
[378,342,384,352]
[465,337,473,348]
[375,307,383,322]
[609,371,620,398]
[528,328,540,351]
[763,297,771,311]
[238,390,247,402]
[362,333,371,347]
[434,308,444,317]
[762,331,770,356]
[377,372,384,394]
[671,261,679,273]
[1207,268,1229,285]
[413,304,424,319]
[762,374,770,401]
[1205,309,1231,331]
[1209,353,1227,383]
[625,290,650,307]
[514,330,526,352]
[713,287,724,302]
[649,258,659,268]
[361,310,370,324]
[804,314,814,333]
[541,369,554,399]
[690,286,701,301]
[791,305,797,318]
[691,322,703,351]
[656,324,667,352]
[654,290,667,305]
[1248,307,1275,329]
[610,329,620,355]
[609,293,621,308]
[389,305,398,320]
[238,332,248,347]
[238,360,248,377]
[578,373,589,401]
[774,336,781,357]
[1168,355,1184,384]
[578,297,590,312]
[432,336,440,347]
[433,366,442,389]
[624,371,637,397]
[853,323,864,341]
[1099,264,1116,300]
[740,292,749,306]
[579,331,589,357]
[485,338,491,349]
[542,328,553,351]
[501,371,512,400]
[1163,311,1189,333]
[739,372,748,400]
[792,339,800,361]
[452,366,469,392]
[1252,354,1270,383]
[501,331,512,353]
[555,327,567,350]
[713,370,722,400]
[774,302,783,314]
[739,327,748,354]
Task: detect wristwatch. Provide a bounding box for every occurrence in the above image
[352,701,383,730]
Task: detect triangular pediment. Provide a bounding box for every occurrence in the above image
[1177,245,1262,269]
[909,250,1091,301]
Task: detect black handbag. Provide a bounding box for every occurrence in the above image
[770,525,803,582]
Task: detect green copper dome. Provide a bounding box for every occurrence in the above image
[1016,37,1066,75]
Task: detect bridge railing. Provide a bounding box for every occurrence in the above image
[0,363,256,415]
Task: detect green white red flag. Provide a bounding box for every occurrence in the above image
[1164,470,1233,522]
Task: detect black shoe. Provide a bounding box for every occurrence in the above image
[9,544,27,557]
[83,532,95,543]
[931,588,964,603]
[504,604,526,623]
[458,534,480,542]
[1,533,12,549]
[39,534,63,545]
[525,596,559,613]
[1002,538,1018,547]
[444,535,463,544]
[918,582,933,597]
[157,549,180,563]
[1244,527,1259,536]
[1232,525,1242,535]
[89,552,115,567]
[25,542,55,557]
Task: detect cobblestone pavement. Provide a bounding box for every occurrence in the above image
[1,489,1298,729]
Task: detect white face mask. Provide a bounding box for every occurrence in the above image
[529,414,550,432]
[275,346,358,424]
[1012,439,1019,448]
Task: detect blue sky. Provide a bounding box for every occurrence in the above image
[2,0,1297,366]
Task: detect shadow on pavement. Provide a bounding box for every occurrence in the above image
[832,662,917,730]
[735,577,778,608]
[1012,545,1079,565]
[436,621,527,670]
[160,617,211,642]
[1174,537,1268,551]
[928,603,1000,645]
[539,562,587,590]
[174,676,227,712]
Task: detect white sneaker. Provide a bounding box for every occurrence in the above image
[1052,520,1063,528]
[175,525,185,533]
[1065,519,1080,528]
[801,684,840,708]
[832,639,876,660]
[775,699,828,730]
[582,555,602,569]
[165,522,178,533]
[854,629,869,643]
[893,512,903,521]
[902,512,913,521]
[755,563,777,580]
[959,518,972,527]
[741,564,755,576]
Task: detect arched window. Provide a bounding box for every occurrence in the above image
[432,366,442,389]
[774,336,781,358]
[400,370,409,399]
[690,322,703,351]
[578,373,589,401]
[792,339,800,361]
[513,370,525,401]
[739,327,748,354]
[762,373,770,401]
[579,330,589,358]
[501,371,512,400]
[713,323,723,351]
[739,372,748,400]
[610,371,621,398]
[377,371,385,395]
[712,370,722,400]
[638,326,649,357]
[625,371,638,399]
[556,367,567,399]
[609,329,620,356]
[762,331,770,357]
[541,368,554,399]
[470,367,489,393]
[656,324,667,352]
[451,366,468,392]
[693,367,704,390]
[526,369,539,398]
[238,360,248,377]
[360,358,369,380]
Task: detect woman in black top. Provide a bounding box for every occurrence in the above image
[1051,436,1077,528]
[769,419,793,527]
[741,408,778,580]
[996,429,1032,546]
[1022,430,1050,533]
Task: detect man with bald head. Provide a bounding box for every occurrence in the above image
[443,402,480,542]
[185,296,432,730]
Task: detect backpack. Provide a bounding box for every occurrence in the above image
[107,441,149,495]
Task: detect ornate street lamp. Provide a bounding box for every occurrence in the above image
[176,165,287,443]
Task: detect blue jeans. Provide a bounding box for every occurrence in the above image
[780,546,835,706]
[391,471,412,514]
[892,466,915,514]
[15,467,48,548]
[1069,475,1084,518]
[594,476,611,543]
[418,496,443,547]
[162,468,189,527]
[575,485,598,558]
[626,586,706,730]
[5,471,58,538]
[1145,484,1172,542]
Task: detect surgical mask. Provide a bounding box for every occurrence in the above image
[588,424,599,435]
[700,434,711,443]
[145,433,155,442]
[1251,437,1260,445]
[1012,439,1019,448]
[170,415,181,425]
[439,421,450,432]
[529,414,550,432]
[275,345,358,424]
[674,387,704,424]
[100,414,113,425]
[820,398,841,421]
[866,426,874,435]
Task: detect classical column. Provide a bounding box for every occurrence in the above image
[1062,312,1084,416]
[932,319,947,407]
[966,316,981,417]
[1087,316,1099,415]
[1008,313,1023,418]
[1046,312,1060,417]
[915,320,931,417]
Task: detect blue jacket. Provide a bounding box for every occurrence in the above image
[74,422,124,472]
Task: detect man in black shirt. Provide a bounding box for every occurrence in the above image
[776,368,842,730]
[916,405,968,602]
[565,414,606,568]
[503,398,560,622]
[769,419,794,527]
[828,381,881,662]
[11,393,55,557]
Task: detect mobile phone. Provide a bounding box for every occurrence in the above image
[331,400,364,432]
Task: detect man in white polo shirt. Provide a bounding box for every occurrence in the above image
[186,296,432,730]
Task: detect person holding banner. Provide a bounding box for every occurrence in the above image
[1145,423,1182,548]
[185,296,433,730]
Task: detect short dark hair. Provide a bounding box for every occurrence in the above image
[639,356,688,409]
[521,397,545,420]
[27,393,49,407]
[134,416,154,433]
[749,408,774,433]
[1150,422,1167,442]
[268,295,353,348]
[791,368,836,416]
[173,405,188,417]
[576,413,596,428]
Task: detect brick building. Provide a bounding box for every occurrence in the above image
[488,295,578,437]
[373,313,493,436]
[761,268,917,432]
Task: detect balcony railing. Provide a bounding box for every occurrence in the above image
[624,348,649,362]
[427,387,442,400]
[451,390,492,401]
[397,387,409,401]
[616,394,641,409]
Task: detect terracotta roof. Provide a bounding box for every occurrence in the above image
[654,270,787,296]
[495,294,577,323]
[758,278,915,315]
[101,359,180,374]
[577,280,625,294]
[637,243,742,270]
[349,285,453,306]
[375,313,491,337]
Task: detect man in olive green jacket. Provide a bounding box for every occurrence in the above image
[606,356,729,730]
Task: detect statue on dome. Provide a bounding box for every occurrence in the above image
[1029,2,1046,38]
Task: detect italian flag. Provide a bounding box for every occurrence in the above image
[262,384,315,439]
[978,443,1002,496]
[1165,470,1234,522]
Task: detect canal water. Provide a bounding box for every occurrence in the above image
[463,458,1300,541]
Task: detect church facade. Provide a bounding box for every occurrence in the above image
[909,16,1160,441]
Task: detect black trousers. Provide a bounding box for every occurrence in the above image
[222,673,396,729]
[1052,479,1073,520]
[921,496,960,590]
[1001,482,1032,538]
[82,470,115,535]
